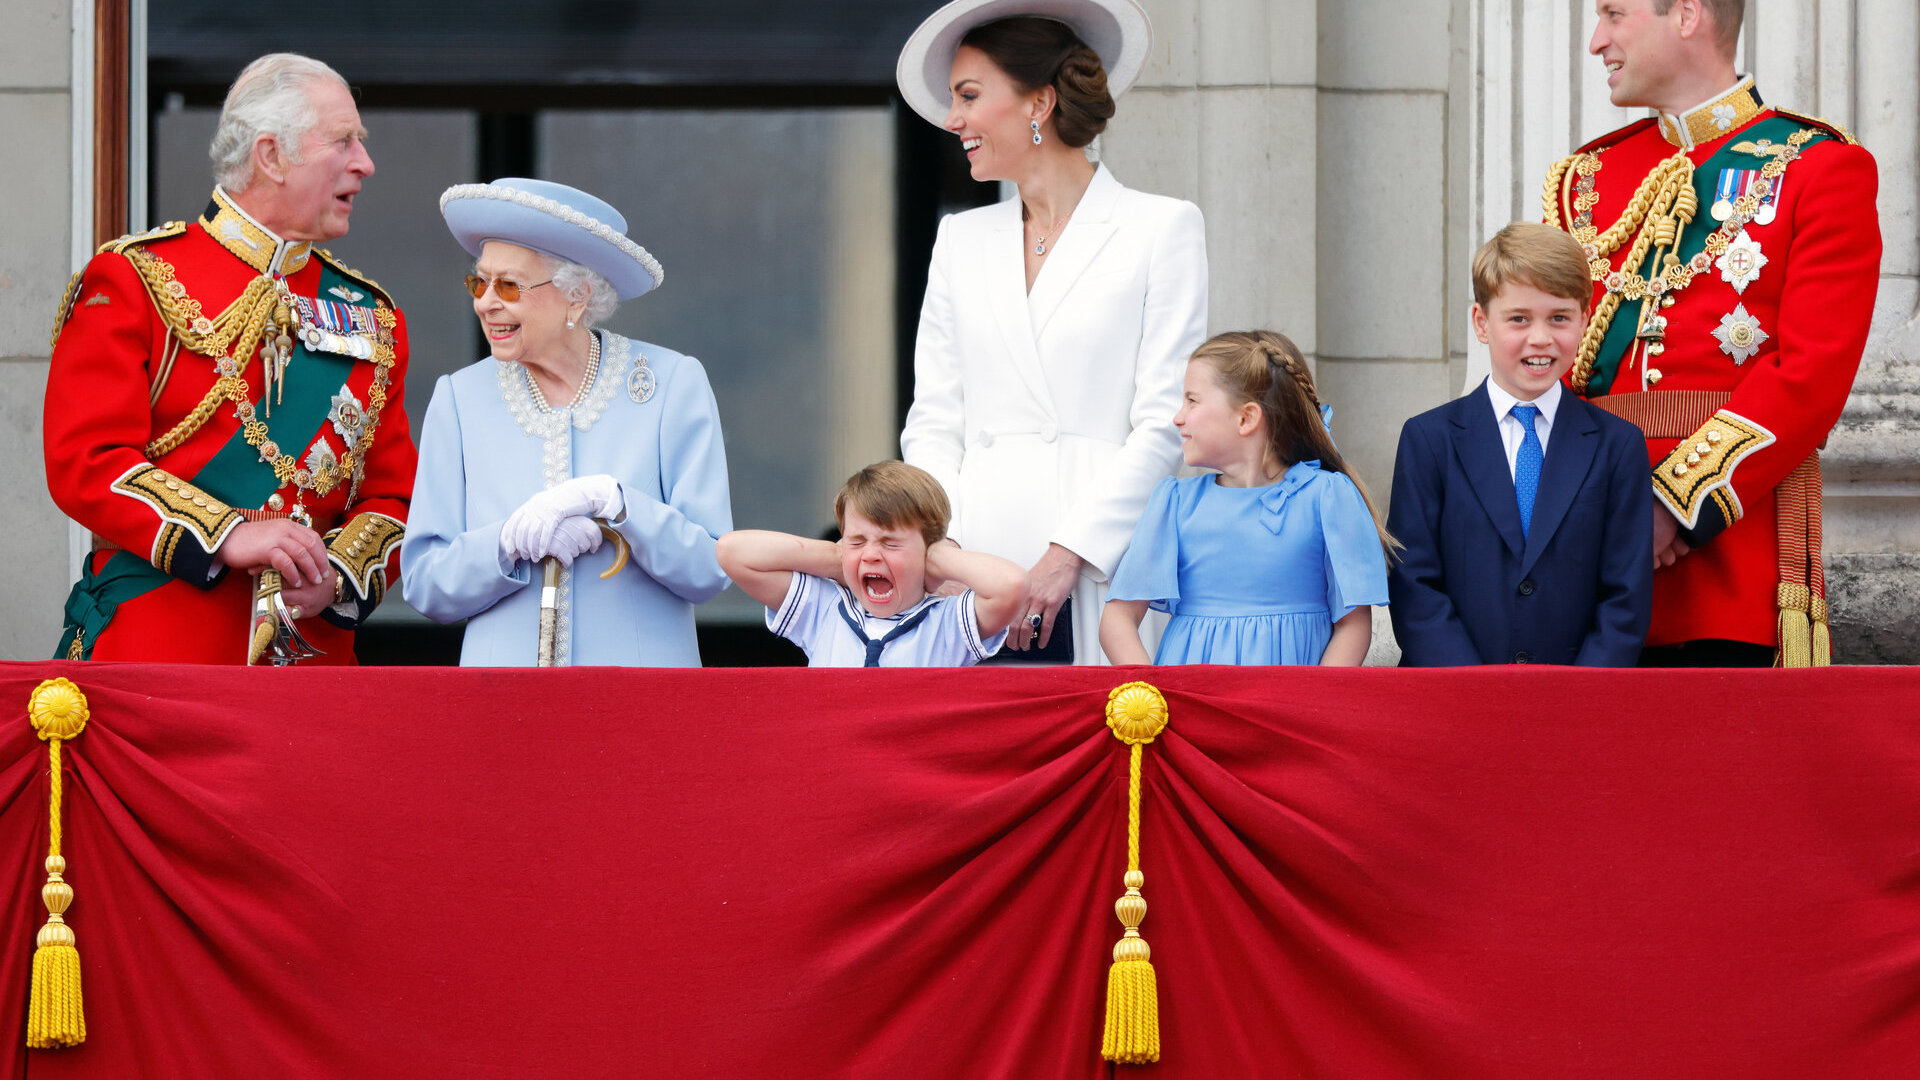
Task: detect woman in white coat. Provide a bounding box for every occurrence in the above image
[896,0,1207,663]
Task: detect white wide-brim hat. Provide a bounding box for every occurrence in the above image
[439,178,663,302]
[895,0,1152,128]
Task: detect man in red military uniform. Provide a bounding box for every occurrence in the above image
[1544,0,1879,665]
[46,53,417,664]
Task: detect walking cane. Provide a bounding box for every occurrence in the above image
[536,521,632,667]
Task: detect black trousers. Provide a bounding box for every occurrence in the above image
[1637,638,1775,668]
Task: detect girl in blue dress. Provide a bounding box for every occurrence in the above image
[1100,330,1396,665]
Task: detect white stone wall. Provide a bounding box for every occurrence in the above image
[0,0,80,660]
[1,0,1910,662]
[1106,0,1918,662]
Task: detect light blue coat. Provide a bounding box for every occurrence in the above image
[401,331,733,666]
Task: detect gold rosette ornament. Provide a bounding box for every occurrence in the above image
[26,678,89,1048]
[1101,681,1169,1065]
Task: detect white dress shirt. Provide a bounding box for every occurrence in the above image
[1484,378,1563,480]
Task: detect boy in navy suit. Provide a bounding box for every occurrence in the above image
[1388,223,1652,666]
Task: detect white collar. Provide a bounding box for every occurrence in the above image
[1486,377,1563,426]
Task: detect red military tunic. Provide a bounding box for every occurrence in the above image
[45,187,418,663]
[1544,78,1880,658]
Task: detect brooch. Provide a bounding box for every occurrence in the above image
[1715,232,1767,295]
[1712,304,1769,365]
[627,354,656,404]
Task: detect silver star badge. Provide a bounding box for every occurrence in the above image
[1715,231,1768,295]
[330,386,368,446]
[303,439,338,473]
[1712,304,1769,365]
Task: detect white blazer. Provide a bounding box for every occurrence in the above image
[901,164,1209,664]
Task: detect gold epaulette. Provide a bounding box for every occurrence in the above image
[315,248,396,309]
[1771,108,1858,146]
[97,221,189,256]
[51,222,191,349]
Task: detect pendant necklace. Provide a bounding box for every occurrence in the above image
[1026,204,1069,257]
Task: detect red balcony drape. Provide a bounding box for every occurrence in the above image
[2,663,1916,1078]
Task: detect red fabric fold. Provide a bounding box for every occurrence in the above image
[1,663,1916,1078]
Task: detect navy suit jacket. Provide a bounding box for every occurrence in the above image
[1387,380,1652,666]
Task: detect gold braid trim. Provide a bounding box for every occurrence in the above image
[123,248,279,458]
[325,512,405,603]
[1569,164,1690,393]
[48,270,85,352]
[109,463,244,567]
[1542,155,1577,224]
[1651,409,1776,529]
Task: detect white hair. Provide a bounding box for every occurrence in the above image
[542,255,619,329]
[209,53,350,192]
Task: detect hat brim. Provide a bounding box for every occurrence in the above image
[440,184,663,302]
[895,0,1151,129]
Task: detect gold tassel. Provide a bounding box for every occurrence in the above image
[26,678,89,1049]
[1102,682,1169,1066]
[1776,584,1813,668]
[1810,594,1833,667]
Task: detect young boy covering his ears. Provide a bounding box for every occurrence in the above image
[718,461,1028,667]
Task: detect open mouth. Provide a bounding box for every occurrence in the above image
[961,137,982,154]
[862,573,896,606]
[1520,355,1558,375]
[485,321,520,343]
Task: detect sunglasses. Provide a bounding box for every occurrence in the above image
[464,274,554,302]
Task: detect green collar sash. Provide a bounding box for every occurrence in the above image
[1586,114,1824,397]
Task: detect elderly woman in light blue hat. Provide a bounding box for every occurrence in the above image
[400,179,733,666]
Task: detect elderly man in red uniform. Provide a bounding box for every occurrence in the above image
[47,53,417,663]
[1543,0,1880,666]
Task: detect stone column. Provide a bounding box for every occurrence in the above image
[0,0,86,660]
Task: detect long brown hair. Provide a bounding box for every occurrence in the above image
[1189,330,1400,560]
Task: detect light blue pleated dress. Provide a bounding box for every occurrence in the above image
[1107,462,1389,665]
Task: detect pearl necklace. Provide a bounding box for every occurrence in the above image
[527,332,601,412]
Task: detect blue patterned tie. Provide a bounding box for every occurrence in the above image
[1511,403,1543,540]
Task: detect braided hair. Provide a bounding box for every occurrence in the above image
[1188,330,1400,559]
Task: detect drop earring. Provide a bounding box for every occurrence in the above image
[1031,119,1042,145]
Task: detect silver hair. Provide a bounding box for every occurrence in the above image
[209,53,350,192]
[542,255,619,329]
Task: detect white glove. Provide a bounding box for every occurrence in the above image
[500,475,624,564]
[543,516,605,568]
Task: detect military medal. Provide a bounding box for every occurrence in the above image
[1712,303,1769,365]
[1753,172,1782,225]
[1711,168,1741,221]
[1715,231,1767,294]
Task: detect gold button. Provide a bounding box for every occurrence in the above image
[1647,369,1663,384]
[267,493,284,511]
[1648,343,1665,356]
[1662,296,1675,308]
[191,495,207,507]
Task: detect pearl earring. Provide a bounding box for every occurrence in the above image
[1031,119,1042,145]
[567,319,576,329]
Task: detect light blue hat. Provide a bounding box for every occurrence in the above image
[439,177,664,301]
